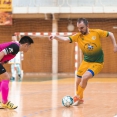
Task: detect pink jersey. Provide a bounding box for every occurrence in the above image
[0,42,19,63]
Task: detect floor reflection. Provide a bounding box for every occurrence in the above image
[0,109,17,117]
[62,108,73,117]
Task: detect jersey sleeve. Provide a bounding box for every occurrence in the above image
[96,29,109,38]
[69,33,80,43]
[3,43,19,55]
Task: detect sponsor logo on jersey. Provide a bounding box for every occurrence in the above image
[92,36,96,40]
[9,48,13,53]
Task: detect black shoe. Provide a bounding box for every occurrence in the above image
[10,77,15,81]
[18,74,21,78]
[18,74,22,81]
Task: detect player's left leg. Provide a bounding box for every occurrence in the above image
[0,81,1,107]
[0,81,1,91]
[0,64,18,109]
[16,64,21,81]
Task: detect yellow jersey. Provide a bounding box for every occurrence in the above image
[69,29,109,63]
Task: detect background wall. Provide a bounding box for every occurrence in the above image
[0,18,117,73]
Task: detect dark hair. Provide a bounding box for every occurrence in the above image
[19,36,34,44]
[77,18,88,26]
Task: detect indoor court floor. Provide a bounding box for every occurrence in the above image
[0,76,117,117]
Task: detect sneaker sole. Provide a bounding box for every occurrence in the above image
[0,106,18,109]
[0,107,5,109]
[6,107,18,109]
[72,101,84,106]
[72,101,79,106]
[8,106,18,109]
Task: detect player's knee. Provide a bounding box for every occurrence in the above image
[3,76,10,80]
[81,78,88,83]
[82,75,90,82]
[1,73,10,80]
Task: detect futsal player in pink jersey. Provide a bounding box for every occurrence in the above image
[0,36,34,109]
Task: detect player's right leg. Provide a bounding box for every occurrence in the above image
[73,61,103,106]
[73,72,92,106]
[75,77,81,94]
[73,76,84,105]
[0,64,18,109]
[73,60,88,106]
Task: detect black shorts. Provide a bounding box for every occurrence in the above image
[0,64,6,74]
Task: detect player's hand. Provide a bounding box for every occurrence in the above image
[114,44,117,52]
[49,34,56,41]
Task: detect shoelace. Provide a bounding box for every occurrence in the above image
[7,101,14,108]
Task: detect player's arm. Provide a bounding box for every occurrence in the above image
[49,34,71,42]
[4,43,19,55]
[0,51,5,61]
[0,43,19,64]
[108,32,117,52]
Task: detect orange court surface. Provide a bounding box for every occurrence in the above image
[0,74,117,117]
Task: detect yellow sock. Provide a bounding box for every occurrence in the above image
[76,85,85,99]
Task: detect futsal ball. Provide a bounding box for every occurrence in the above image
[62,96,73,107]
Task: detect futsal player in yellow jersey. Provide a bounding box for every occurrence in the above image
[49,18,117,106]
